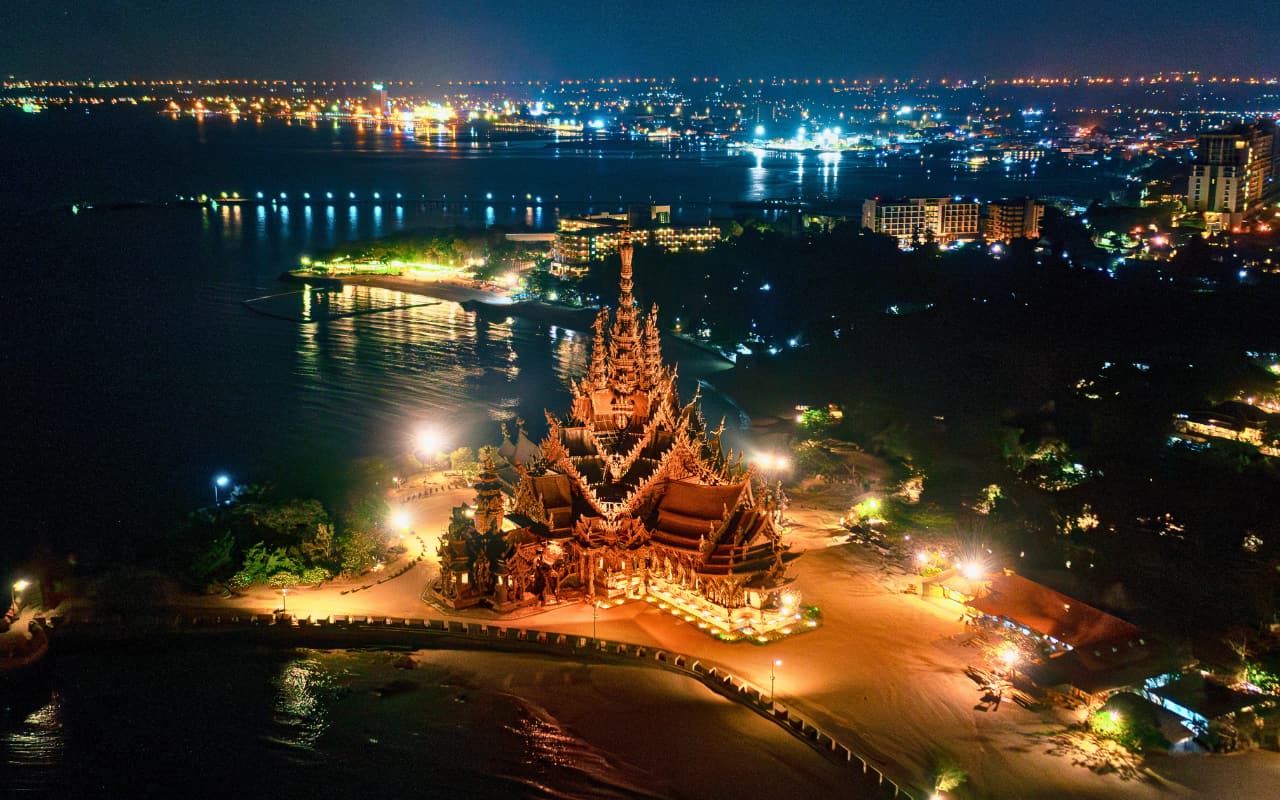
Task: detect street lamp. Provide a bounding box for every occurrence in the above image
[213,474,230,505]
[280,586,288,615]
[592,602,599,649]
[770,659,782,707]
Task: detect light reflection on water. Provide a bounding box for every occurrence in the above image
[236,284,592,450]
[269,657,338,750]
[5,693,65,763]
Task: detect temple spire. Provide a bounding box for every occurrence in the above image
[609,233,641,393]
[588,308,609,390]
[643,304,663,390]
[472,456,505,536]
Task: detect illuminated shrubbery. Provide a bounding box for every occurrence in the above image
[1089,707,1168,753]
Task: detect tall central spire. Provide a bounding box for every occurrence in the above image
[609,232,641,393]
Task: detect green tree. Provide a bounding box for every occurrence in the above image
[338,528,382,575]
[799,408,834,437]
[238,542,302,584]
[302,522,338,566]
[449,446,478,473]
[341,494,389,540]
[256,498,329,541]
[188,531,235,583]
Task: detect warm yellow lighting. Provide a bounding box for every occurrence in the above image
[415,429,442,455]
[391,509,412,531]
[13,579,30,592]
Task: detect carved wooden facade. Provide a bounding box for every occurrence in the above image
[443,237,797,614]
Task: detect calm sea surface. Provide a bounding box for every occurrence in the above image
[1,110,1123,798]
[1,110,1125,554]
[0,648,675,799]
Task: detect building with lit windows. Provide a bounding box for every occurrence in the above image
[986,198,1045,242]
[552,205,719,273]
[1186,120,1276,216]
[861,197,981,248]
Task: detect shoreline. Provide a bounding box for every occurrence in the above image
[32,610,910,797]
[283,272,604,330]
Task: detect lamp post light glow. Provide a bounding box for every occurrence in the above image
[998,644,1020,678]
[391,509,412,533]
[12,579,30,610]
[213,474,230,505]
[280,586,288,615]
[758,453,791,472]
[770,659,782,707]
[414,429,444,464]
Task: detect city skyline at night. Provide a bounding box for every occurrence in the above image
[4,3,1280,799]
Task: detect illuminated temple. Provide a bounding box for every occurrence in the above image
[437,239,801,637]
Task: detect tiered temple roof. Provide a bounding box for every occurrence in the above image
[503,236,796,599]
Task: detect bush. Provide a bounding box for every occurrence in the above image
[1090,708,1168,753]
[268,572,301,588]
[300,566,332,586]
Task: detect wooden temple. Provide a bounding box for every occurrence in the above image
[437,237,799,631]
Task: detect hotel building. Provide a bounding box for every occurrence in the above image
[552,205,720,274]
[861,197,981,248]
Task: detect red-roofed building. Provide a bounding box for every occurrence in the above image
[967,571,1182,699]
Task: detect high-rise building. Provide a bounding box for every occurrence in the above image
[368,82,389,115]
[861,197,981,248]
[1186,120,1276,214]
[986,198,1044,242]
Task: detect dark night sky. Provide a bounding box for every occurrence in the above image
[2,0,1277,80]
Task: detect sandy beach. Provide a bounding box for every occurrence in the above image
[327,274,513,305]
[401,650,879,799]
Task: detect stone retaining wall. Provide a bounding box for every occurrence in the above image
[36,613,918,799]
